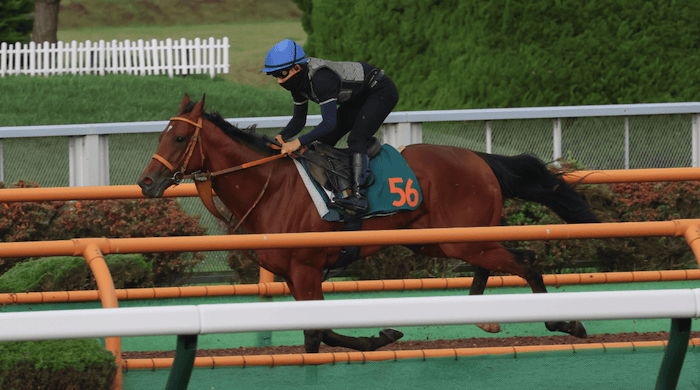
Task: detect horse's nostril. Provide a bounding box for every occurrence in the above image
[143,178,153,186]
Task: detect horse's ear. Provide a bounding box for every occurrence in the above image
[192,94,205,117]
[178,94,191,114]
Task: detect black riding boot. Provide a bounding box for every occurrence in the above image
[336,153,370,213]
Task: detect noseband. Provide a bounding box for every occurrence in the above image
[152,116,204,184]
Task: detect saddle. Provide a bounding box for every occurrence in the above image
[302,137,383,201]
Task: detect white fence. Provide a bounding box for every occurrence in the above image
[1,289,698,341]
[0,37,230,78]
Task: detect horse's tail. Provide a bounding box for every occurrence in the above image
[480,153,598,224]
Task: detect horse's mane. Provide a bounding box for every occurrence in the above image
[180,101,276,155]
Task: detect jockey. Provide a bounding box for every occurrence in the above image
[262,39,399,214]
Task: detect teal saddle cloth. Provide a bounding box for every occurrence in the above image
[295,144,423,222]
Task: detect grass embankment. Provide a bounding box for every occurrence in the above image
[57,0,306,89]
[1,73,302,126]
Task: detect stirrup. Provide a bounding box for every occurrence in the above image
[335,193,368,213]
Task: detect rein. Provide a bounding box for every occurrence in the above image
[151,115,286,233]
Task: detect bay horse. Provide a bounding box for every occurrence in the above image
[138,94,597,353]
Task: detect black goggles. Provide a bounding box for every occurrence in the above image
[268,68,291,79]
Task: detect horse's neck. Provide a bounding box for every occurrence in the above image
[200,128,295,232]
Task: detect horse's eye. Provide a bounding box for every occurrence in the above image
[175,136,185,143]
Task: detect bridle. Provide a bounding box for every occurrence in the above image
[150,115,287,233]
[152,116,204,184]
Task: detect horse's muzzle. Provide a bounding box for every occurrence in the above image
[137,174,172,198]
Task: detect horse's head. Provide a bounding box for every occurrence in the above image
[138,94,206,197]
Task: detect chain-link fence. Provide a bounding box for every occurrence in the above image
[425,114,693,169]
[2,111,696,275]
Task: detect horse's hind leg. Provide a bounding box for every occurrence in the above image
[511,249,587,338]
[469,266,500,334]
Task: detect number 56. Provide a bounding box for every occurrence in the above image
[388,178,419,207]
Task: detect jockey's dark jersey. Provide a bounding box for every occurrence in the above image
[277,57,399,154]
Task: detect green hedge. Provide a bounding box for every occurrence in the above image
[0,339,116,390]
[294,0,700,110]
[0,255,152,293]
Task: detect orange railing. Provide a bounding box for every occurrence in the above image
[0,220,699,259]
[1,167,699,203]
[2,269,700,305]
[124,338,700,370]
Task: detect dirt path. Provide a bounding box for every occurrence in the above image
[123,331,699,359]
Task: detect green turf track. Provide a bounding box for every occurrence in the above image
[3,280,700,389]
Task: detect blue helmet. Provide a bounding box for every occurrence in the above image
[262,39,308,73]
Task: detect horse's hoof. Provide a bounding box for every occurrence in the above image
[570,321,587,338]
[546,321,587,338]
[477,323,501,333]
[380,328,404,342]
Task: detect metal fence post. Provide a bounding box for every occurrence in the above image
[624,117,630,169]
[0,140,4,183]
[485,121,492,154]
[69,134,110,187]
[655,318,691,390]
[692,114,700,168]
[382,122,423,149]
[166,334,198,390]
[553,118,562,165]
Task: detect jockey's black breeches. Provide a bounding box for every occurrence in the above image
[316,77,399,154]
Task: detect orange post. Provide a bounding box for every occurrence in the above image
[257,267,276,347]
[81,240,122,390]
[682,224,700,266]
[258,267,275,296]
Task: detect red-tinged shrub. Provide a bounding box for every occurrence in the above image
[501,162,700,273]
[0,181,206,286]
[0,181,66,274]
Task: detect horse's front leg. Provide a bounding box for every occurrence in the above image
[287,260,404,353]
[303,328,404,353]
[285,260,330,353]
[321,328,404,351]
[303,330,324,353]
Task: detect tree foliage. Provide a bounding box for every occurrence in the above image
[0,0,34,44]
[293,0,700,110]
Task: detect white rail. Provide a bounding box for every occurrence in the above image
[1,102,700,186]
[1,289,698,341]
[0,37,230,78]
[3,102,699,138]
